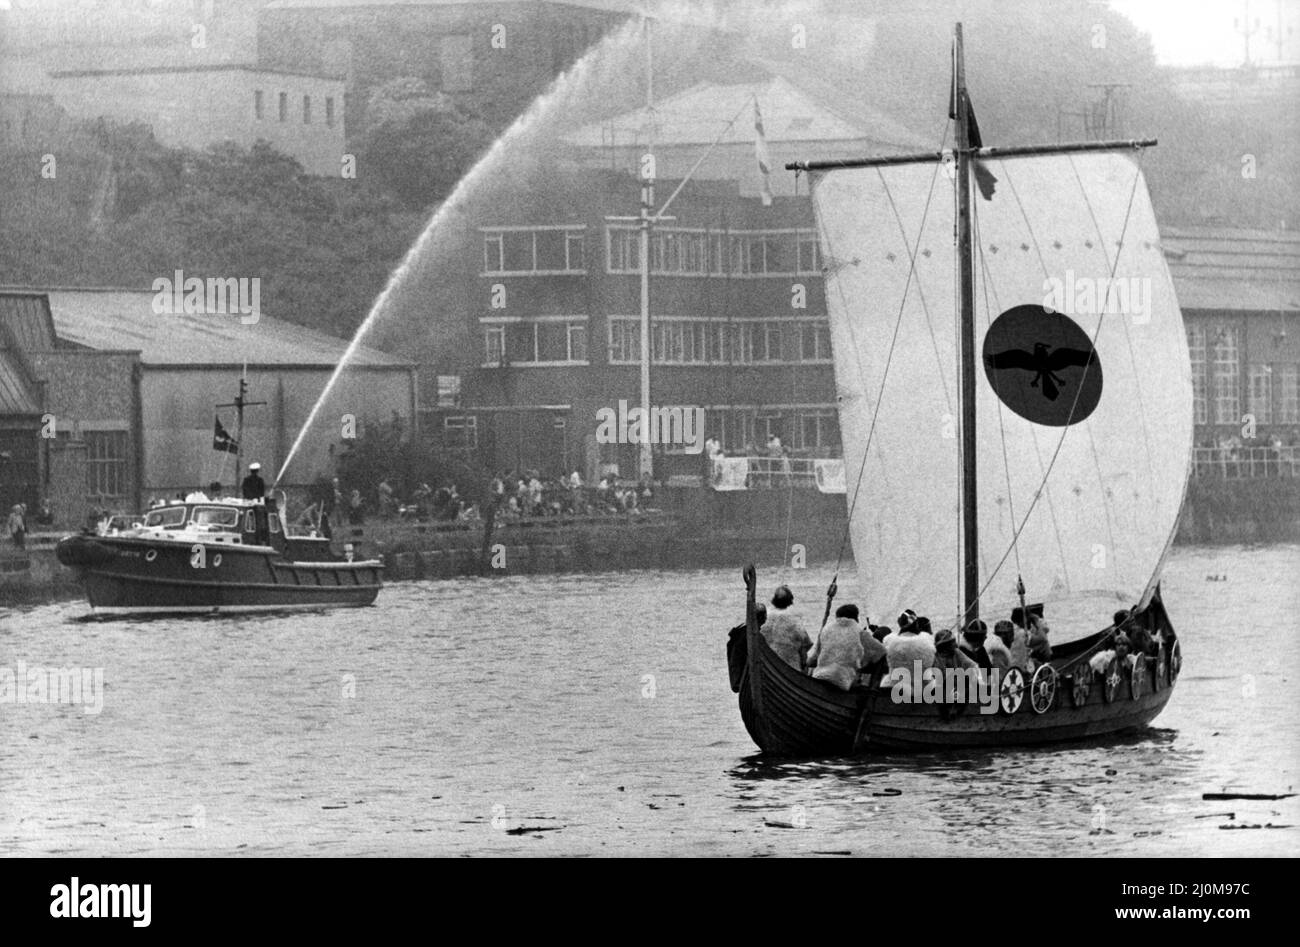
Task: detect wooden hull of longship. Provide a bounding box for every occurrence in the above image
[56,536,382,615]
[737,606,1178,756]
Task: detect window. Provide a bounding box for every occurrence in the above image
[799,322,831,361]
[732,411,756,452]
[1278,364,1300,424]
[1187,325,1208,425]
[757,410,784,444]
[484,325,505,365]
[607,227,639,273]
[144,506,186,529]
[254,89,264,120]
[303,94,311,124]
[436,375,462,408]
[756,323,783,362]
[193,506,240,530]
[85,431,128,499]
[278,91,287,122]
[444,415,478,449]
[726,322,755,364]
[481,227,586,275]
[483,319,589,366]
[483,233,504,273]
[1211,325,1241,425]
[796,410,841,450]
[565,232,585,271]
[608,318,641,364]
[325,96,335,127]
[568,323,588,362]
[439,34,474,93]
[1248,365,1273,424]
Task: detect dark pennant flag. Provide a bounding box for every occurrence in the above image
[213,416,238,454]
[948,80,998,200]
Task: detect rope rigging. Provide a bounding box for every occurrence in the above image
[814,123,952,614]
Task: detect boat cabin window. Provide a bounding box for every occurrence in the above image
[269,514,281,534]
[192,506,241,530]
[144,507,187,529]
[245,511,256,532]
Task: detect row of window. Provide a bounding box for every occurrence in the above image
[701,407,841,453]
[608,317,830,365]
[254,90,336,127]
[483,227,586,275]
[479,317,832,367]
[483,318,589,366]
[1188,326,1300,424]
[480,226,822,278]
[437,406,842,454]
[607,226,822,277]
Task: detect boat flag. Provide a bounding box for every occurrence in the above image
[213,416,238,454]
[754,97,774,207]
[947,63,998,200]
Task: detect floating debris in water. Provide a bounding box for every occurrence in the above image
[1203,792,1295,801]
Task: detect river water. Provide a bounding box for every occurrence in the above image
[2,544,1297,857]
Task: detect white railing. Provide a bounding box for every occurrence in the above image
[709,456,846,492]
[1192,445,1300,478]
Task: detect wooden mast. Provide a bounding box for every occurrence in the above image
[954,23,979,627]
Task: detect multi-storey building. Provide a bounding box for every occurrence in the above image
[414,68,1300,484]
[416,69,929,481]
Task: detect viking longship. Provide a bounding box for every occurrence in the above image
[56,378,382,615]
[730,24,1191,754]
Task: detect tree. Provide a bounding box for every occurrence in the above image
[357,78,493,210]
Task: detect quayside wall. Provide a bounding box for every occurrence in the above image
[3,481,1296,605]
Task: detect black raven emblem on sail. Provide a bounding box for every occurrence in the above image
[984,342,1097,401]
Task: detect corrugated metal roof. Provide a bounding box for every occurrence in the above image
[1162,227,1300,313]
[0,289,411,368]
[564,74,925,150]
[0,293,57,351]
[0,350,41,415]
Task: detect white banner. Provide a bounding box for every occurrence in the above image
[814,459,846,494]
[711,457,749,491]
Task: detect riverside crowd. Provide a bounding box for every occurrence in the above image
[293,471,657,535]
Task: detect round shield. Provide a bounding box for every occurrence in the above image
[1169,639,1182,684]
[982,305,1103,427]
[1000,666,1026,715]
[1071,665,1092,706]
[1130,657,1145,700]
[1153,645,1166,692]
[1030,664,1058,714]
[1102,657,1121,703]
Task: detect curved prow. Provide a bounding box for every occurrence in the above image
[740,564,770,747]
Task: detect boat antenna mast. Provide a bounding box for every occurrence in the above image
[216,366,266,494]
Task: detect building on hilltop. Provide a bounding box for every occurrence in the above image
[45,64,347,177]
[257,0,639,133]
